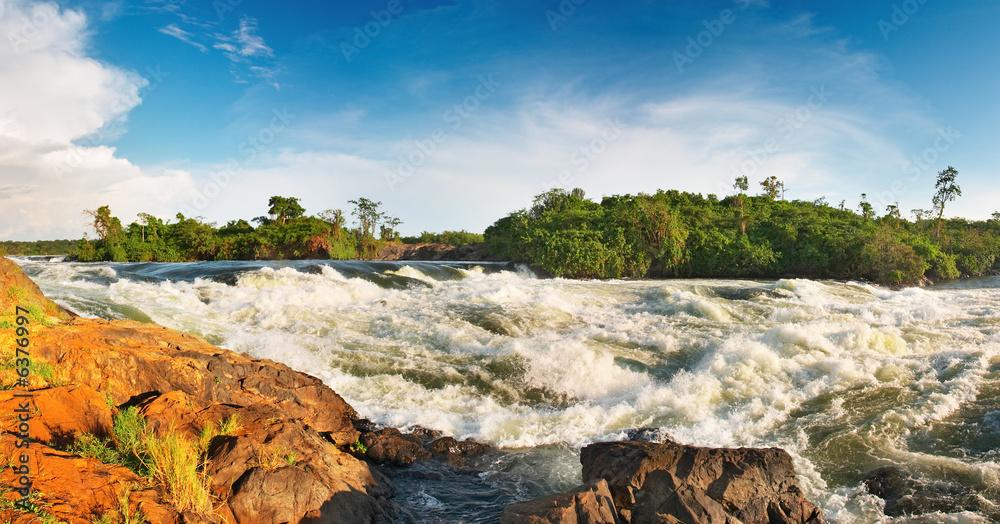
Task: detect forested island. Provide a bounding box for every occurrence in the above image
[5,168,999,287]
[489,169,999,286]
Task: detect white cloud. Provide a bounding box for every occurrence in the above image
[213,16,273,61]
[158,23,207,52]
[0,0,196,240]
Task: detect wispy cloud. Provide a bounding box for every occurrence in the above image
[158,23,207,52]
[213,16,273,61]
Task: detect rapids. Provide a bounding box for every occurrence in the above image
[11,256,1000,523]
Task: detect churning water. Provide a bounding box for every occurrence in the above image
[12,257,1000,523]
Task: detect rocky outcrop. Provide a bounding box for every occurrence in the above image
[374,242,496,261]
[503,438,825,524]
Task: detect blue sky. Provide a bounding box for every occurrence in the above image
[1,0,998,240]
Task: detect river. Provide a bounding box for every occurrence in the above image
[11,257,1000,523]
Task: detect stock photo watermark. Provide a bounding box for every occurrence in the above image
[384,74,501,191]
[872,127,960,209]
[538,117,623,196]
[213,0,245,21]
[7,1,57,52]
[178,107,296,216]
[878,0,930,40]
[673,0,755,73]
[545,0,587,31]
[341,0,408,62]
[727,84,831,184]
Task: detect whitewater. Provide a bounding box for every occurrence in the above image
[11,257,1000,523]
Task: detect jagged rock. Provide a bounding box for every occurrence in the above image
[581,440,826,524]
[500,479,622,524]
[29,318,360,446]
[361,428,431,467]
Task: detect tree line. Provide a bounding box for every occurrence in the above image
[484,167,1000,285]
[75,197,406,262]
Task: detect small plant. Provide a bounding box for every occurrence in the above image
[218,414,242,436]
[349,438,367,454]
[144,428,213,512]
[68,433,122,465]
[282,451,298,466]
[113,407,149,476]
[116,482,148,524]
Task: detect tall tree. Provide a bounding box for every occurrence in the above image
[759,176,782,199]
[932,166,961,237]
[267,196,305,224]
[349,198,383,238]
[858,194,874,220]
[733,176,749,235]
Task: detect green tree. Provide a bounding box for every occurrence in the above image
[932,166,961,237]
[733,176,749,236]
[349,198,383,238]
[858,194,874,220]
[759,176,783,199]
[267,196,306,224]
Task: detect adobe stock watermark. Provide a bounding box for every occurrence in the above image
[727,85,831,183]
[7,1,58,52]
[871,127,960,209]
[213,0,245,21]
[545,0,587,31]
[178,107,296,216]
[673,0,755,73]
[341,0,408,63]
[384,74,501,191]
[537,118,623,196]
[878,0,930,41]
[53,65,170,181]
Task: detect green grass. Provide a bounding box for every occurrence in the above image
[68,433,123,465]
[144,430,212,512]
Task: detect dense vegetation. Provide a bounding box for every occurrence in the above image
[0,239,78,257]
[484,169,1000,285]
[75,196,408,262]
[400,230,484,245]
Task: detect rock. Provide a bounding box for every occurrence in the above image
[360,428,431,467]
[0,257,74,324]
[500,479,622,524]
[863,464,987,517]
[0,434,180,523]
[624,427,673,443]
[29,318,360,446]
[581,440,825,524]
[0,386,113,447]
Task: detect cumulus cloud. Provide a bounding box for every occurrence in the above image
[0,0,196,240]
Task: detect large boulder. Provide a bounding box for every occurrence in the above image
[581,440,825,524]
